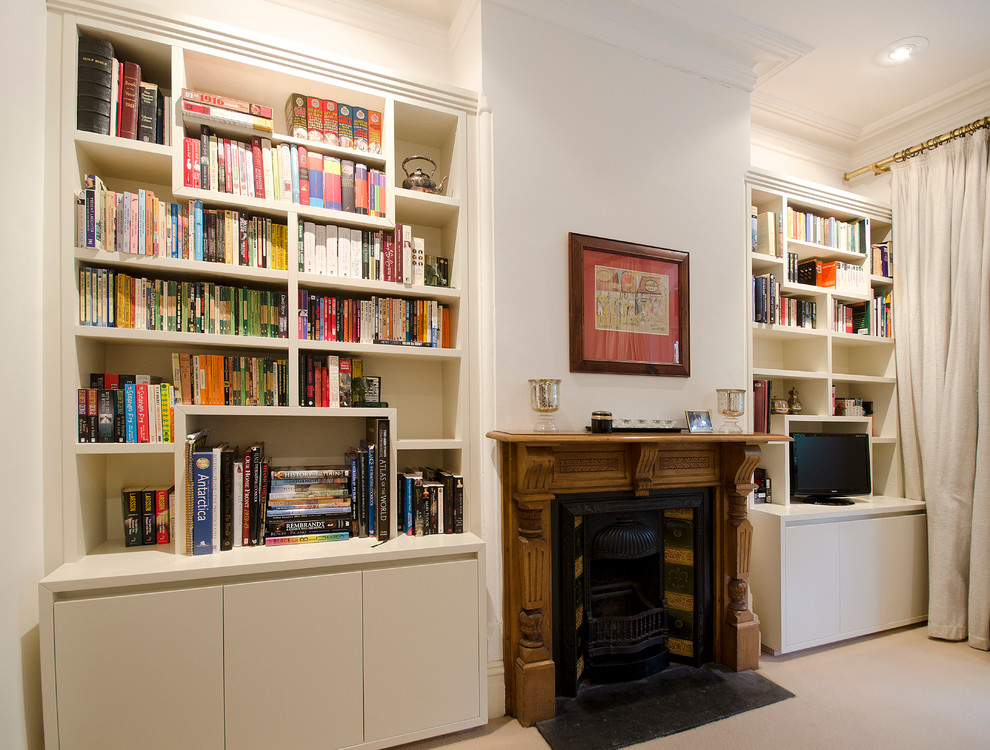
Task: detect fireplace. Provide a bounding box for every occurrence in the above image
[554,489,712,695]
[488,430,777,727]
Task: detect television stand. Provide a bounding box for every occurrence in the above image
[793,496,856,506]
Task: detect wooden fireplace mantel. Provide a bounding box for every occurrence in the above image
[487,430,787,727]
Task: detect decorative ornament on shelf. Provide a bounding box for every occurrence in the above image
[771,396,789,414]
[401,155,448,194]
[715,388,745,433]
[787,387,803,414]
[529,379,560,432]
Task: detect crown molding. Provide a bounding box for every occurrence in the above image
[48,0,479,113]
[747,166,891,221]
[486,0,811,92]
[750,124,851,175]
[269,0,451,51]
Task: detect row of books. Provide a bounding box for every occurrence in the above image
[121,485,174,546]
[397,468,464,536]
[752,274,818,329]
[752,467,773,504]
[183,418,392,553]
[751,208,868,256]
[171,352,288,407]
[871,241,893,278]
[796,258,869,293]
[752,379,772,434]
[79,176,288,270]
[834,397,867,417]
[78,378,174,444]
[833,299,870,335]
[298,290,450,348]
[77,36,170,145]
[285,93,382,153]
[182,127,386,216]
[78,267,289,338]
[873,290,893,339]
[299,354,384,408]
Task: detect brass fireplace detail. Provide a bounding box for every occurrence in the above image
[488,431,779,728]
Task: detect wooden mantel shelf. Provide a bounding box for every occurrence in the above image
[487,430,787,727]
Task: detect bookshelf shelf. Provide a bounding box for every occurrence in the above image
[75,442,175,454]
[746,168,925,657]
[44,9,484,749]
[75,130,172,181]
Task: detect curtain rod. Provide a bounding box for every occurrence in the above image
[843,115,990,181]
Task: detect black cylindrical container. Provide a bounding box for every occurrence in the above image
[591,410,613,433]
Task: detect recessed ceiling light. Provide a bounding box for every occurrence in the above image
[877,36,929,66]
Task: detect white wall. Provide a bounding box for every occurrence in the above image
[479,0,751,669]
[482,4,751,433]
[1,2,47,748]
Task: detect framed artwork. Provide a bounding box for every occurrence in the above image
[568,233,690,376]
[685,410,713,433]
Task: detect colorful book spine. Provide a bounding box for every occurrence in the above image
[191,449,214,555]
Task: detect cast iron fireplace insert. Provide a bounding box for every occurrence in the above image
[552,488,713,697]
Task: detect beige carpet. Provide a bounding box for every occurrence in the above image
[399,624,990,750]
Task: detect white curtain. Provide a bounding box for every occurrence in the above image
[892,130,990,650]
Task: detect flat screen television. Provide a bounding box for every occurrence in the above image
[789,432,872,505]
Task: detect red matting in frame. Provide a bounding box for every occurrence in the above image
[569,233,690,376]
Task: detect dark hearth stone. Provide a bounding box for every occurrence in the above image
[536,664,794,750]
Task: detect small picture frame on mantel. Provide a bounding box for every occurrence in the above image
[685,410,713,433]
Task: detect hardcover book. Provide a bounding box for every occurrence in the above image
[191,449,214,555]
[120,485,143,547]
[77,36,114,135]
[336,103,354,148]
[284,93,308,139]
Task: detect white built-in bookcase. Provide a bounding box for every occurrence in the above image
[41,4,487,749]
[744,168,927,655]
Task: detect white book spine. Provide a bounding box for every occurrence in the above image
[326,225,339,276]
[338,231,350,278]
[412,237,426,286]
[303,221,316,274]
[350,228,362,279]
[315,223,327,275]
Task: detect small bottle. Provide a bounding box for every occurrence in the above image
[591,410,613,433]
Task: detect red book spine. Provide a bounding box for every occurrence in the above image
[119,61,141,140]
[322,99,338,146]
[135,384,150,442]
[223,139,233,193]
[183,137,196,187]
[307,97,324,142]
[251,137,265,199]
[155,487,170,544]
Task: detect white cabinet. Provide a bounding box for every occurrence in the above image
[364,559,481,742]
[224,572,365,750]
[52,587,224,750]
[40,538,487,750]
[750,501,928,654]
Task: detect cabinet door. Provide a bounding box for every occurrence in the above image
[784,522,840,646]
[223,572,364,750]
[54,587,224,750]
[840,513,928,632]
[363,559,481,742]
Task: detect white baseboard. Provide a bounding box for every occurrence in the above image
[487,660,505,719]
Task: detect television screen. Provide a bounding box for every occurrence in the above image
[790,432,871,504]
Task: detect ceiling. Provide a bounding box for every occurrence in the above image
[303,0,990,169]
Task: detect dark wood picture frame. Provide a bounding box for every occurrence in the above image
[568,233,690,376]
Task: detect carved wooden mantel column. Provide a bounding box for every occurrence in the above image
[488,430,784,727]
